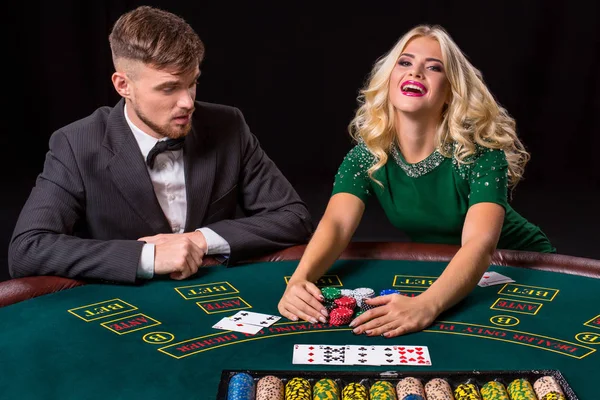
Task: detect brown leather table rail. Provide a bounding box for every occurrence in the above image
[1,242,598,307]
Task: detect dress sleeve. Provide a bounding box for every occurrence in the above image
[468,148,509,209]
[331,143,375,203]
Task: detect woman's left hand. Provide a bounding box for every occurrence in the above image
[349,294,440,338]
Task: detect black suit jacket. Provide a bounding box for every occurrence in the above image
[9,99,313,283]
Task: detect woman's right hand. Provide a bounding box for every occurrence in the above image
[278,279,329,324]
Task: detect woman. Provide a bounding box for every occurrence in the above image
[277,24,554,338]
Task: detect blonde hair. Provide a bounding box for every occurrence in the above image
[348,24,530,190]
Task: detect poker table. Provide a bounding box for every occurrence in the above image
[0,242,599,399]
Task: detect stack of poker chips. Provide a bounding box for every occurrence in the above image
[480,380,509,399]
[313,378,340,399]
[396,377,426,400]
[285,377,312,400]
[227,372,255,400]
[370,380,397,399]
[321,286,375,326]
[533,376,566,400]
[353,288,377,312]
[454,382,480,399]
[321,286,404,326]
[507,378,537,400]
[341,382,369,399]
[424,378,454,399]
[322,287,342,312]
[329,299,355,326]
[256,375,284,400]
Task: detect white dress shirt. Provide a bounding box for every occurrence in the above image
[124,105,230,279]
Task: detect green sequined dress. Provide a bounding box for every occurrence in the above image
[332,142,555,253]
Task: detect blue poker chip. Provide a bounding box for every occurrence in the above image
[403,395,425,400]
[227,373,255,400]
[379,288,401,296]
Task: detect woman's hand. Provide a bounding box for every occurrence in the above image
[278,279,329,324]
[349,294,440,338]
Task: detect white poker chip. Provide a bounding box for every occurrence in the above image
[353,287,375,298]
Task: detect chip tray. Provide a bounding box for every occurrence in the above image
[216,369,578,399]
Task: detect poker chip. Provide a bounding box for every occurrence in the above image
[342,382,369,400]
[340,289,354,297]
[353,287,375,298]
[329,307,354,326]
[424,378,453,400]
[540,394,567,400]
[379,289,401,296]
[334,296,357,310]
[322,287,342,301]
[313,378,340,399]
[396,377,425,400]
[286,377,311,400]
[354,310,365,318]
[480,380,509,400]
[369,380,397,400]
[324,299,338,312]
[454,382,481,399]
[227,372,255,400]
[256,375,283,400]
[507,378,537,400]
[358,300,377,312]
[534,376,565,400]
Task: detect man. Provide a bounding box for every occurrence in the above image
[8,6,313,283]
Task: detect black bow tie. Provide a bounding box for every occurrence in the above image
[146,138,185,169]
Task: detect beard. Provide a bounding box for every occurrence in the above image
[133,104,193,139]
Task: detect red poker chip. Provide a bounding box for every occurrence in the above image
[334,296,356,309]
[329,307,354,326]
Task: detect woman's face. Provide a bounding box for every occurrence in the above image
[389,36,450,120]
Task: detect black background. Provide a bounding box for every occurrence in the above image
[3,1,599,282]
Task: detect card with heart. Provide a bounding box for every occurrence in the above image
[394,345,432,366]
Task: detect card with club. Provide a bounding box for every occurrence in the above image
[478,271,515,287]
[228,311,281,327]
[345,345,388,365]
[212,317,264,335]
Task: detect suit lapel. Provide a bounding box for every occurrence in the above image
[104,100,172,233]
[183,121,216,231]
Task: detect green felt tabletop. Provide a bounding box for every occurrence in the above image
[0,259,598,399]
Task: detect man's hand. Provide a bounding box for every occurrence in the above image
[138,232,208,280]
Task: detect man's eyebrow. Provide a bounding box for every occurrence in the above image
[399,53,444,64]
[154,80,179,89]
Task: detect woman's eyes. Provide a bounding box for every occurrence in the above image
[397,60,443,72]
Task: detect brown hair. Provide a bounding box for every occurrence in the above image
[108,5,205,73]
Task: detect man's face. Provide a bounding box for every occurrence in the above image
[124,62,200,139]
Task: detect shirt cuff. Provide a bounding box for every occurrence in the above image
[197,228,231,255]
[136,243,155,280]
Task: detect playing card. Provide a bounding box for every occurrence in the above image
[345,345,389,366]
[394,345,432,366]
[478,271,515,287]
[292,344,346,365]
[229,311,281,327]
[212,317,264,335]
